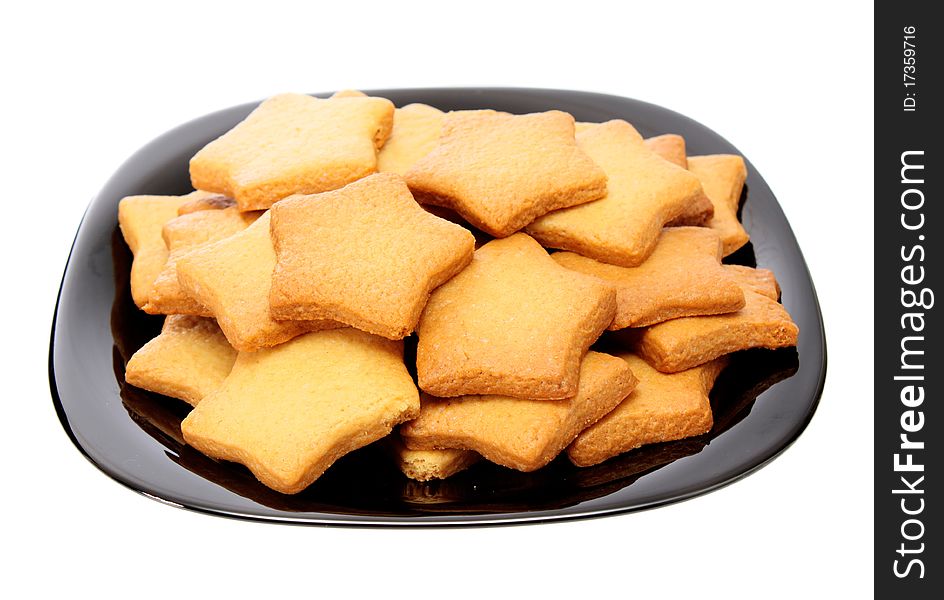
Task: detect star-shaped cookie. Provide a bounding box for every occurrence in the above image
[567,353,727,467]
[552,227,745,328]
[526,120,709,266]
[688,154,750,255]
[125,315,236,406]
[181,328,420,494]
[190,92,395,211]
[416,233,617,400]
[377,103,445,175]
[269,173,475,339]
[402,351,637,472]
[146,206,261,315]
[118,191,222,309]
[628,265,798,373]
[575,123,688,168]
[404,110,607,237]
[176,212,340,352]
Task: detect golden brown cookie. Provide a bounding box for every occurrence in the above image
[145,207,261,315]
[176,193,235,215]
[567,353,726,467]
[416,233,617,400]
[527,120,709,267]
[176,212,339,352]
[386,436,479,482]
[125,315,237,407]
[404,110,607,237]
[117,192,203,308]
[190,92,395,211]
[377,103,445,175]
[644,134,688,168]
[724,264,780,299]
[269,173,475,339]
[666,195,716,227]
[629,268,798,373]
[181,328,420,494]
[688,154,750,255]
[552,227,745,328]
[402,351,637,472]
[575,124,688,168]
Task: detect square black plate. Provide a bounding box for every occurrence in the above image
[49,88,826,526]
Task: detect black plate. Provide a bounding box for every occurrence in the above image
[49,88,826,526]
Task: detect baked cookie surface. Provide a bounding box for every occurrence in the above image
[644,134,688,169]
[146,206,260,315]
[403,351,637,472]
[386,436,479,482]
[181,328,420,494]
[176,212,339,352]
[416,233,617,400]
[552,227,745,328]
[117,192,202,308]
[567,353,726,467]
[377,103,445,175]
[405,110,607,237]
[125,315,237,407]
[190,92,395,211]
[688,154,750,256]
[630,267,798,373]
[269,173,475,339]
[527,120,708,266]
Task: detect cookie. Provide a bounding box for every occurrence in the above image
[117,192,202,308]
[687,154,749,255]
[176,212,339,352]
[552,227,745,328]
[666,194,715,227]
[416,233,617,400]
[387,436,479,482]
[190,92,395,211]
[404,110,607,237]
[644,134,688,168]
[269,173,475,339]
[145,206,261,315]
[176,193,235,215]
[527,120,709,267]
[629,267,798,372]
[125,315,237,406]
[377,103,445,175]
[402,351,637,472]
[724,264,780,299]
[181,328,420,494]
[575,124,688,168]
[567,353,726,467]
[582,127,707,225]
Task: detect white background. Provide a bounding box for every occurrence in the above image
[2,1,873,597]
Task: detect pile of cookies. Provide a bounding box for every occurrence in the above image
[119,90,798,494]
